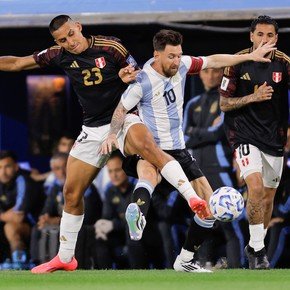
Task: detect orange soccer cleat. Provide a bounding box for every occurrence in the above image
[31,255,77,274]
[189,197,211,219]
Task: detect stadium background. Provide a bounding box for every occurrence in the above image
[0,0,289,171]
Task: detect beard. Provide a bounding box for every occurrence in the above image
[162,66,178,77]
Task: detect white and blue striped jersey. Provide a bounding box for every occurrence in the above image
[122,55,207,150]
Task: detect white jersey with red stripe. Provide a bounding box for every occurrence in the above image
[122,55,207,150]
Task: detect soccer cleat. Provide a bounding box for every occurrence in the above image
[189,197,211,219]
[12,250,27,270]
[0,259,13,270]
[244,245,270,270]
[173,255,212,273]
[125,203,146,241]
[31,255,78,274]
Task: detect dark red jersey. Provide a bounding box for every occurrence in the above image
[220,48,290,156]
[33,35,137,127]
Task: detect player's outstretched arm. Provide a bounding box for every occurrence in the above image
[100,100,129,155]
[206,41,276,69]
[220,82,273,112]
[0,55,40,71]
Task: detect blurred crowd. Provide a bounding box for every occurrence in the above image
[0,69,289,270]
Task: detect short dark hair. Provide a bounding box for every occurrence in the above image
[153,29,183,51]
[50,152,69,162]
[59,132,75,141]
[0,150,17,162]
[250,15,279,33]
[49,15,72,34]
[108,150,124,162]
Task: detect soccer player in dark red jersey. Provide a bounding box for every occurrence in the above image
[220,15,290,269]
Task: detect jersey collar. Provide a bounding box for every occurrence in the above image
[144,57,171,80]
[250,46,275,61]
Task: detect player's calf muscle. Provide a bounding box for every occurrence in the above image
[247,199,264,224]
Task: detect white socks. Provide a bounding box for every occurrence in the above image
[135,179,154,196]
[180,248,194,262]
[161,160,198,203]
[58,211,84,263]
[249,223,265,252]
[264,228,268,238]
[194,215,215,228]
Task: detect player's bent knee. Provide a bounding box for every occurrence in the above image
[63,186,83,209]
[137,161,158,187]
[248,183,264,197]
[139,170,159,187]
[3,223,20,240]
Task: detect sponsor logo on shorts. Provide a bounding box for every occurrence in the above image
[241,158,249,167]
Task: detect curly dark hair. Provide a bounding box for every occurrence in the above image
[250,15,278,33]
[153,29,183,51]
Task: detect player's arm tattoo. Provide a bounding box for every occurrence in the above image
[220,94,255,112]
[110,101,129,135]
[247,199,264,224]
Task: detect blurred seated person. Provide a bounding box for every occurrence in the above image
[0,150,45,269]
[92,166,111,201]
[267,127,290,268]
[267,178,290,268]
[94,151,164,269]
[30,133,75,183]
[151,188,191,268]
[183,68,242,268]
[30,152,102,269]
[52,133,75,155]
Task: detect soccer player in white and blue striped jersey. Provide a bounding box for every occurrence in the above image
[101,29,275,272]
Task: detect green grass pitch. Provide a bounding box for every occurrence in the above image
[1,269,290,290]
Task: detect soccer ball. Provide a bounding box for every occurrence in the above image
[209,186,244,222]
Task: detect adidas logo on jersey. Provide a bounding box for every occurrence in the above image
[70,61,79,68]
[240,73,251,80]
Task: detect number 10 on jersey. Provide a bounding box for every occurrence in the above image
[163,89,176,106]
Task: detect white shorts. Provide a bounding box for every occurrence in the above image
[235,144,284,188]
[70,113,142,168]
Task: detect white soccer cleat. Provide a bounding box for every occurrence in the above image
[125,203,146,241]
[173,255,212,273]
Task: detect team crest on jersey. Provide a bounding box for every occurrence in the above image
[272,72,282,83]
[95,57,106,68]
